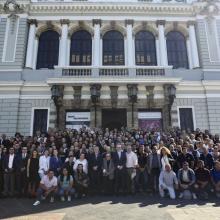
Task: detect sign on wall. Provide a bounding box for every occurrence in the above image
[66,112,90,130]
[138,112,162,130]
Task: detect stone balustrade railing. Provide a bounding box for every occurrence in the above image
[61,66,168,77]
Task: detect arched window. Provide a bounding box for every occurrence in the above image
[70,30,92,66]
[36,30,59,69]
[135,31,157,66]
[166,31,188,69]
[103,31,124,65]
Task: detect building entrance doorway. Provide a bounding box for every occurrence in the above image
[102,109,127,129]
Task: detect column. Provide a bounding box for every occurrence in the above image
[186,38,193,69]
[188,21,200,68]
[59,19,69,67]
[125,19,134,67]
[93,19,101,67]
[25,19,37,69]
[32,36,39,69]
[157,20,168,67]
[156,37,160,66]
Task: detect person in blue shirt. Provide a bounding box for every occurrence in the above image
[49,149,62,177]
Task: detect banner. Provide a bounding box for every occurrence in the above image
[66,112,90,130]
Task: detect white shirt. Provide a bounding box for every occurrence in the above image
[73,159,88,174]
[126,151,138,168]
[8,154,15,169]
[159,170,178,187]
[161,155,170,171]
[182,170,190,182]
[40,175,57,189]
[38,155,50,175]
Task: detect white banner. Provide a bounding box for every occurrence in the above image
[66,112,90,122]
[138,112,162,119]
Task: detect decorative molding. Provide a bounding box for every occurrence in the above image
[187,20,196,27]
[60,19,70,25]
[156,20,166,26]
[125,19,134,27]
[3,0,23,15]
[92,19,102,26]
[28,19,37,26]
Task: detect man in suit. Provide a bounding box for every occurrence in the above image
[113,143,127,195]
[15,146,29,197]
[147,145,161,193]
[2,147,18,197]
[88,146,103,195]
[102,153,115,195]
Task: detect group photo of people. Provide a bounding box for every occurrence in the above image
[0,127,220,206]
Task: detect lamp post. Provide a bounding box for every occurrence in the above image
[127,84,138,128]
[90,84,101,127]
[164,84,176,128]
[51,85,64,129]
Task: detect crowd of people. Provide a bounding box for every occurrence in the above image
[0,127,220,206]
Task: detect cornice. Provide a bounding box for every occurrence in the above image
[0,1,216,17]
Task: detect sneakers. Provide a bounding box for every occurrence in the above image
[192,193,197,200]
[178,193,183,199]
[67,196,71,202]
[33,200,40,206]
[50,197,54,203]
[61,196,65,202]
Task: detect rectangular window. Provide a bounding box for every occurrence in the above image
[179,107,194,132]
[32,109,48,136]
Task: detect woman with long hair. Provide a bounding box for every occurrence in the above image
[27,150,40,198]
[74,164,89,199]
[160,147,174,171]
[58,168,74,202]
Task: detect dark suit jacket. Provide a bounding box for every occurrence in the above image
[112,151,126,168]
[3,154,19,172]
[89,153,103,170]
[102,159,114,180]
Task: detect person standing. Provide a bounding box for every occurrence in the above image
[126,145,138,194]
[2,147,18,197]
[113,143,127,195]
[102,153,115,195]
[88,146,103,195]
[27,150,40,198]
[38,149,50,178]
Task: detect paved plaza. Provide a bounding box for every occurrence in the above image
[1,195,220,220]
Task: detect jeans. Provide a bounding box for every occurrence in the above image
[59,187,75,196]
[36,187,56,201]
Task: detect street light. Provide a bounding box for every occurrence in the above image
[90,84,101,127]
[51,85,64,128]
[166,84,176,127]
[127,84,138,128]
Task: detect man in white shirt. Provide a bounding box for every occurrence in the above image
[126,145,138,194]
[33,170,58,206]
[38,150,50,178]
[73,153,88,174]
[159,164,178,199]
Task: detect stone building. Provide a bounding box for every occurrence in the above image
[0,0,220,136]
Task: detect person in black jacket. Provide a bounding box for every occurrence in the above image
[112,143,127,195]
[2,147,19,197]
[88,146,103,195]
[15,146,29,197]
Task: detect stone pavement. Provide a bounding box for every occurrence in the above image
[1,195,220,220]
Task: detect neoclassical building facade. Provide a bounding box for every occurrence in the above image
[0,0,220,136]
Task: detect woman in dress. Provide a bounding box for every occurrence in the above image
[27,150,40,198]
